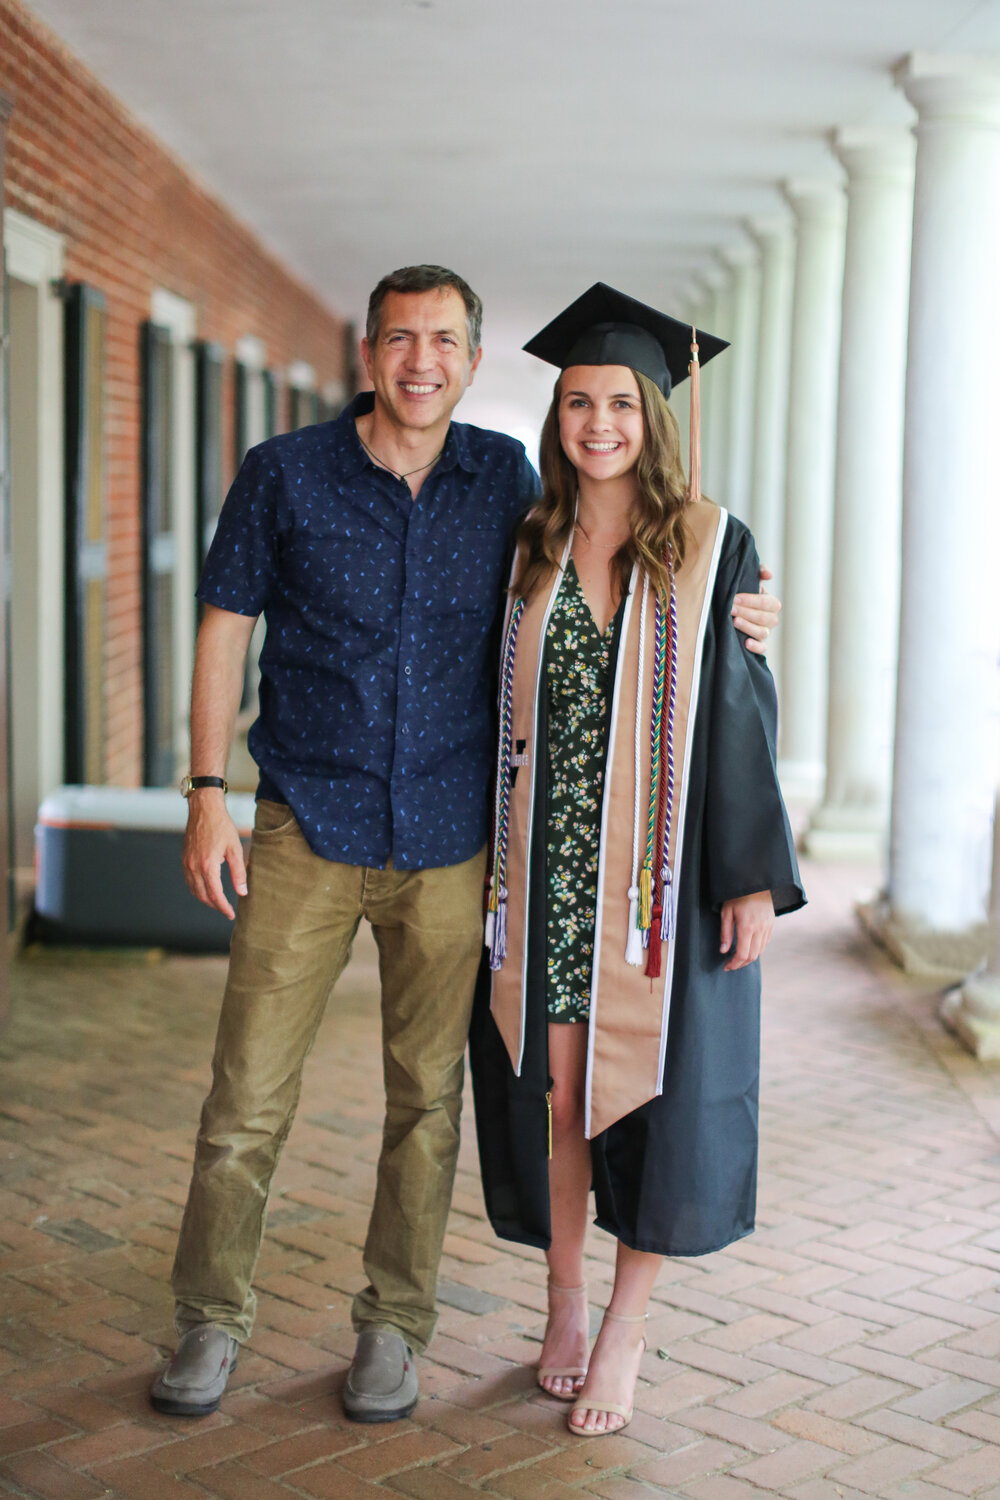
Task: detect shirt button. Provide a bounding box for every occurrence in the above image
[404,665,412,676]
[401,726,409,735]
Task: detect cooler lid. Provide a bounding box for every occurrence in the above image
[36,785,258,836]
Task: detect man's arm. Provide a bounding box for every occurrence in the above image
[732,565,781,654]
[182,604,258,919]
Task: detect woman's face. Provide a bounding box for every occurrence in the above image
[557,365,644,483]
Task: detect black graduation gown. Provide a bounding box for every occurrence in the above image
[469,515,805,1257]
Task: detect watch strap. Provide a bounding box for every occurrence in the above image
[181,775,229,796]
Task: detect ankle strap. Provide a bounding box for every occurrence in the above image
[603,1310,648,1324]
[548,1282,587,1295]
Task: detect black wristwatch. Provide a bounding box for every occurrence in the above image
[180,775,229,798]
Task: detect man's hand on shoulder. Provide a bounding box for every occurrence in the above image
[732,565,781,655]
[183,791,248,920]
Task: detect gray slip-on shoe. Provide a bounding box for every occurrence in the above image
[343,1329,418,1423]
[150,1325,238,1416]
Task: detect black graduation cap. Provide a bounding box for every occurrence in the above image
[522,281,729,399]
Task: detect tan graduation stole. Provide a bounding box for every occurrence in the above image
[487,501,726,1137]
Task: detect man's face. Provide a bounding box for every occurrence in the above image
[361,287,482,434]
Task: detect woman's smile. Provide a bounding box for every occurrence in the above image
[558,364,644,480]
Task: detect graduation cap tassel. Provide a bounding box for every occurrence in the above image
[687,326,701,505]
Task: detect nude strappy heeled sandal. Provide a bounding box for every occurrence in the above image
[568,1310,646,1435]
[537,1282,589,1399]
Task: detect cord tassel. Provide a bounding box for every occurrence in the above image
[638,862,653,931]
[488,886,508,970]
[646,898,663,978]
[660,865,674,941]
[625,885,644,966]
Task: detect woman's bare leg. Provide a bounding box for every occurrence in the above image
[538,1021,592,1397]
[569,1241,660,1433]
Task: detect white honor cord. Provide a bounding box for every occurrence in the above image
[625,570,650,965]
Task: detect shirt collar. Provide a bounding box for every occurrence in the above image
[334,391,482,479]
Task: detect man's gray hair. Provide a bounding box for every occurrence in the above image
[366,265,483,352]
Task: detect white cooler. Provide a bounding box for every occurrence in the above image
[33,785,257,952]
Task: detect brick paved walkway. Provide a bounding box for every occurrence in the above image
[1,858,999,1499]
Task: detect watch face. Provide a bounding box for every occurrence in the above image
[180,776,192,797]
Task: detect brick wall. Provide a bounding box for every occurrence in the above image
[0,0,348,784]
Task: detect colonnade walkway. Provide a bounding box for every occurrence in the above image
[1,857,999,1499]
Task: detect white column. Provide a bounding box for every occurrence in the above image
[721,245,761,524]
[698,266,733,503]
[942,788,1000,1056]
[886,54,1000,962]
[778,180,846,804]
[805,131,915,860]
[746,217,795,593]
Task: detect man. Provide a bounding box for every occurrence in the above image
[150,265,780,1424]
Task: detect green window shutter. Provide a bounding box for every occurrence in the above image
[140,320,176,787]
[233,356,248,468]
[195,340,224,576]
[262,368,279,437]
[64,283,108,785]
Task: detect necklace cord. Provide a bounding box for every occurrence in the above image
[358,431,444,481]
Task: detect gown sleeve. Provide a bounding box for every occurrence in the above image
[702,520,806,917]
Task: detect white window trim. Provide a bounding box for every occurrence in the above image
[323,378,346,410]
[4,209,65,806]
[287,359,315,391]
[235,334,266,370]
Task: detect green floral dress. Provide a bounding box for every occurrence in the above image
[545,560,613,1023]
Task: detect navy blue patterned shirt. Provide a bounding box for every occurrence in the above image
[197,393,539,869]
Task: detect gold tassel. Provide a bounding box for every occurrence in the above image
[638,862,653,931]
[687,325,701,505]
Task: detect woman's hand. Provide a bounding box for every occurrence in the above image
[720,890,775,971]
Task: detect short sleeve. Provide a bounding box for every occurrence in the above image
[196,443,283,616]
[702,521,806,917]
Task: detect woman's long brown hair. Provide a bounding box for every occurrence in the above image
[511,369,691,604]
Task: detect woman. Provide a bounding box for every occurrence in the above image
[469,284,805,1436]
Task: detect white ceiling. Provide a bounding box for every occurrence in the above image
[23,0,1000,437]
